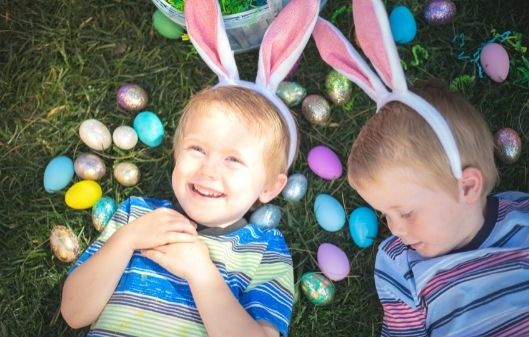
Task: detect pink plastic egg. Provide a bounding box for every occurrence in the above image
[480,43,509,83]
[317,243,350,281]
[307,145,343,180]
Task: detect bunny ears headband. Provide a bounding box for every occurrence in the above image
[312,0,463,179]
[184,0,321,168]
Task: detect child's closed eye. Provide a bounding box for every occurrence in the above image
[188,145,206,154]
[400,211,413,219]
[226,156,245,166]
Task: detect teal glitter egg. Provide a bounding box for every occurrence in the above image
[92,196,117,231]
[276,81,307,107]
[300,272,335,305]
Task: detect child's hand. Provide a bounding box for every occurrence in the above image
[140,239,212,280]
[120,208,198,251]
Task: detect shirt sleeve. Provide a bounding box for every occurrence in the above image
[68,197,132,275]
[239,229,294,337]
[375,241,428,337]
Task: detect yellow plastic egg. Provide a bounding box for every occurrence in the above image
[65,180,102,209]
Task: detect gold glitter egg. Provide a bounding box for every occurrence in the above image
[276,81,307,107]
[116,84,148,112]
[113,161,140,187]
[325,70,353,105]
[302,95,331,126]
[50,225,80,263]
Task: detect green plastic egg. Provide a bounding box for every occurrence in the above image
[152,9,184,40]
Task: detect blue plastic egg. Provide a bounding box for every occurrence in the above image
[349,207,379,248]
[389,6,416,44]
[43,155,74,193]
[282,173,308,202]
[133,111,164,147]
[314,194,346,232]
[92,196,117,232]
[250,204,282,229]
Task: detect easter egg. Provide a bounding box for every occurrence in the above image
[317,243,350,281]
[249,204,282,229]
[117,84,148,112]
[43,155,74,193]
[494,127,522,164]
[314,194,346,232]
[92,196,117,231]
[74,153,106,180]
[276,81,307,107]
[349,207,379,248]
[65,180,103,209]
[307,145,343,180]
[300,272,335,305]
[302,95,331,126]
[389,6,416,44]
[113,162,140,187]
[133,111,165,147]
[424,0,456,26]
[79,119,112,151]
[325,70,353,105]
[113,125,138,150]
[50,225,80,263]
[282,173,308,202]
[152,9,184,39]
[480,43,509,83]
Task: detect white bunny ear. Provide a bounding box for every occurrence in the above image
[312,18,388,102]
[256,0,320,93]
[353,0,407,92]
[185,0,239,83]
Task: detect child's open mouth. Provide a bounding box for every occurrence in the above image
[191,184,225,198]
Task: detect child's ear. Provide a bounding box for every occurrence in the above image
[259,173,288,204]
[458,167,484,203]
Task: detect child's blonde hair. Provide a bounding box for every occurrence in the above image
[173,86,294,184]
[348,79,498,198]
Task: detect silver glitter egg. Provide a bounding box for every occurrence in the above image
[74,153,106,180]
[302,95,331,126]
[92,196,117,231]
[50,225,80,263]
[325,70,353,105]
[276,81,307,107]
[79,119,112,151]
[249,204,282,229]
[494,128,522,164]
[116,84,148,112]
[113,125,138,150]
[282,173,308,202]
[113,161,140,187]
[424,0,456,26]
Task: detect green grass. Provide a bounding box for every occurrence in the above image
[1,0,529,336]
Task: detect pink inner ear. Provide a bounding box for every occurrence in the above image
[314,21,373,90]
[353,0,392,87]
[186,1,226,76]
[260,0,318,82]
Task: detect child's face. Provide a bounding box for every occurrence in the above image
[172,106,274,228]
[355,167,476,258]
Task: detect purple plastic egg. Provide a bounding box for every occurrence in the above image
[317,243,350,281]
[480,43,509,83]
[307,145,343,180]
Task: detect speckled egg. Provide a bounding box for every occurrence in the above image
[282,173,308,202]
[74,153,106,180]
[302,95,331,126]
[92,196,117,231]
[494,127,522,164]
[300,272,335,305]
[50,225,80,263]
[79,119,112,151]
[249,204,282,229]
[276,81,307,107]
[116,84,149,112]
[65,180,103,209]
[112,125,138,150]
[325,70,353,105]
[113,162,140,187]
[133,111,165,147]
[424,0,456,26]
[43,155,74,193]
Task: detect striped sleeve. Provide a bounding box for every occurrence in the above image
[375,239,428,337]
[240,229,294,337]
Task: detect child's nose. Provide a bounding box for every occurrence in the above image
[198,155,220,179]
[387,217,406,237]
